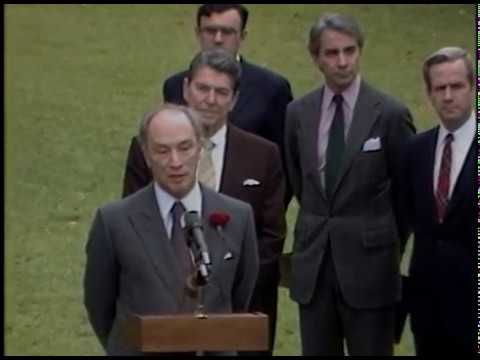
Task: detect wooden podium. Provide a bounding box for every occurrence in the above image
[124,312,269,353]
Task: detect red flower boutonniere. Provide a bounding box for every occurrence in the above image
[209,212,234,259]
[209,212,231,228]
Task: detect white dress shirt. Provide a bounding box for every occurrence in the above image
[433,112,474,197]
[153,181,202,239]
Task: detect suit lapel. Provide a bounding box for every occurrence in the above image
[128,185,182,296]
[200,186,230,277]
[423,128,439,224]
[219,125,238,194]
[303,88,327,200]
[331,82,380,197]
[232,59,253,116]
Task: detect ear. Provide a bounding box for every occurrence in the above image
[182,77,190,104]
[240,28,248,41]
[141,143,152,169]
[229,91,239,112]
[195,26,201,41]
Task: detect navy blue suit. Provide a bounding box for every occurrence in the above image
[404,127,476,355]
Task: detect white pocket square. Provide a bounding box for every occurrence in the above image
[243,178,260,186]
[362,137,382,152]
[224,252,234,260]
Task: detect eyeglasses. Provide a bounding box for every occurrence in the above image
[200,26,239,37]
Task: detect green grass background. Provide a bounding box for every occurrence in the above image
[5,4,475,356]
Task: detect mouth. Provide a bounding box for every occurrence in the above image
[199,109,218,117]
[336,72,352,79]
[168,174,187,183]
[441,106,459,113]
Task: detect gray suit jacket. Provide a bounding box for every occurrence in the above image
[83,184,259,355]
[285,81,415,309]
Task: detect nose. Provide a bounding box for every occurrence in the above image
[205,89,216,104]
[214,30,223,44]
[444,86,452,101]
[338,52,347,67]
[169,150,182,167]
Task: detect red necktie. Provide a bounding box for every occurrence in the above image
[435,133,453,223]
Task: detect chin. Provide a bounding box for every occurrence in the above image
[169,188,188,199]
[340,76,354,86]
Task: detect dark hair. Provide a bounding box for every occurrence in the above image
[138,103,204,148]
[423,46,474,92]
[187,48,242,93]
[308,13,364,57]
[197,4,249,31]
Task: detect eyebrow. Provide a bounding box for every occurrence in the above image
[194,81,232,93]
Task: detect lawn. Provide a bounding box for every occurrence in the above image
[5,4,475,356]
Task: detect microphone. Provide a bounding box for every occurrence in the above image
[183,211,211,280]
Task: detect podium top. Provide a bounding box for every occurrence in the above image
[125,312,269,352]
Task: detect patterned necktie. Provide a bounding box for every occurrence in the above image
[170,201,194,281]
[198,139,216,189]
[325,94,345,198]
[435,133,454,223]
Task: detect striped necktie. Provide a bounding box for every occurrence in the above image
[435,133,453,223]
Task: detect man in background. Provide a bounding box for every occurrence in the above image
[125,48,286,355]
[404,47,475,355]
[285,13,415,355]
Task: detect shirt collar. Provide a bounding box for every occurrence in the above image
[153,181,203,222]
[438,111,475,144]
[324,74,361,110]
[209,123,227,148]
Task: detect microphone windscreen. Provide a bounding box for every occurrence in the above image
[184,211,202,228]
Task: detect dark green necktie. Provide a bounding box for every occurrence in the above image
[325,94,345,198]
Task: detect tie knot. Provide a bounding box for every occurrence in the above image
[171,201,186,219]
[445,133,454,143]
[332,94,343,106]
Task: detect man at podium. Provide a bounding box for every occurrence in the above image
[83,104,259,355]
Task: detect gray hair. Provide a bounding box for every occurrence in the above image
[138,103,204,148]
[187,48,241,93]
[308,13,364,57]
[423,46,474,92]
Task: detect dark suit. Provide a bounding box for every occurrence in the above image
[404,127,476,355]
[84,184,259,355]
[163,57,294,205]
[285,81,415,355]
[122,125,286,355]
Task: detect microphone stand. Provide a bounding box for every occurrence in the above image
[186,240,210,356]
